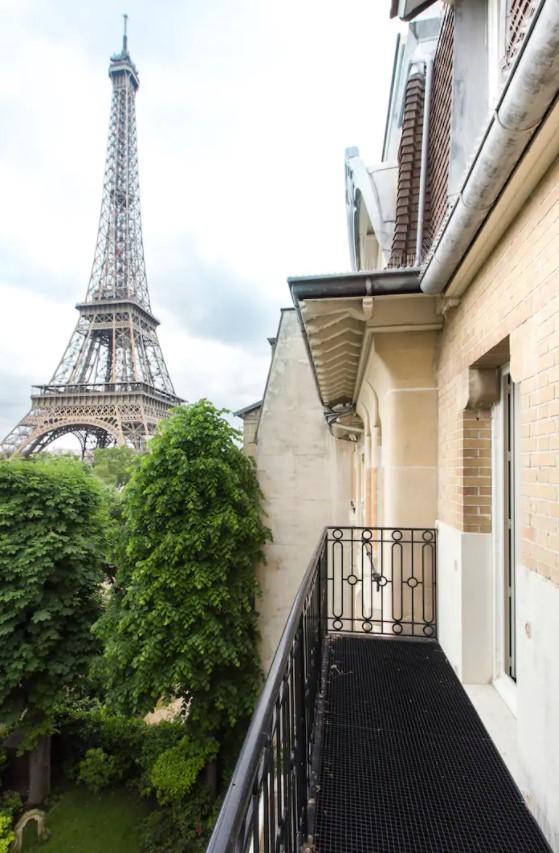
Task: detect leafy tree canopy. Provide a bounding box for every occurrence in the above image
[91,446,140,490]
[0,457,107,742]
[96,401,271,741]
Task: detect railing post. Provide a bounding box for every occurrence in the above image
[294,621,307,847]
[320,533,327,639]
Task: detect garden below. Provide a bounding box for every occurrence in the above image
[22,785,148,853]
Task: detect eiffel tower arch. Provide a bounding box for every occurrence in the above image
[1,19,182,459]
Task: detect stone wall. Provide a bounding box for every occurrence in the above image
[254,309,352,671]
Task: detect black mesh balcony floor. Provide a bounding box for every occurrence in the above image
[314,636,551,853]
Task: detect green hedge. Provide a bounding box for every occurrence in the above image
[56,707,219,852]
[57,707,188,794]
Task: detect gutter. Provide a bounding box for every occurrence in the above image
[289,269,421,412]
[421,0,559,294]
[289,268,421,302]
[382,34,403,160]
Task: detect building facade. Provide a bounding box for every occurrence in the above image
[240,310,352,670]
[243,1,559,847]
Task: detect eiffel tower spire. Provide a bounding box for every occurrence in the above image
[1,21,182,458]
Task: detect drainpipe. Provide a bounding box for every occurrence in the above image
[415,58,433,265]
[421,0,559,294]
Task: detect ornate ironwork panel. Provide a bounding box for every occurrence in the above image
[327,526,437,638]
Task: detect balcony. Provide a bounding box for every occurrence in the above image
[207,527,551,853]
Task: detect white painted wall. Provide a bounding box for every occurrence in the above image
[437,520,492,683]
[255,309,353,671]
[516,567,559,851]
[439,522,559,851]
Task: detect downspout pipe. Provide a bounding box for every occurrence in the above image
[416,58,433,265]
[421,0,559,294]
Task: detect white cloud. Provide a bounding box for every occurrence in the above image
[158,309,271,410]
[0,0,401,439]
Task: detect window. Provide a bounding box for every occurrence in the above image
[494,364,519,698]
[502,369,518,681]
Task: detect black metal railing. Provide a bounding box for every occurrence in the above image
[327,526,437,638]
[206,526,437,852]
[207,533,328,853]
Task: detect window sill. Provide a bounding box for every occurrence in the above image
[463,683,520,787]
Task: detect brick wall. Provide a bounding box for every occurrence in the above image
[437,153,559,582]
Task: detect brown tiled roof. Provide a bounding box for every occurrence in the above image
[390,71,426,267]
[425,4,454,250]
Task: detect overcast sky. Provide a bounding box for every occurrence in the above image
[0,0,401,442]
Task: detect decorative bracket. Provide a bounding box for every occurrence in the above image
[436,296,460,318]
[457,367,499,411]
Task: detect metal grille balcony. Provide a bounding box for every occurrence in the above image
[206,527,551,853]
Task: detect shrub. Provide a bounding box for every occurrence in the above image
[0,790,22,820]
[57,706,191,793]
[58,706,146,782]
[0,815,15,853]
[169,785,220,847]
[139,810,186,853]
[149,736,218,805]
[139,782,218,853]
[77,748,121,793]
[58,705,220,851]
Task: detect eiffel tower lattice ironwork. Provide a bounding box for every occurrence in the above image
[1,20,182,458]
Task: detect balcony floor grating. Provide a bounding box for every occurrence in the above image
[314,636,551,853]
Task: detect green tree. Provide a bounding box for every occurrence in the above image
[96,401,270,762]
[91,445,140,490]
[0,458,107,805]
[90,447,141,584]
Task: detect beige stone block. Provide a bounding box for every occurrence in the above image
[511,317,537,382]
[382,389,438,468]
[257,455,296,499]
[383,466,437,529]
[372,331,438,389]
[255,311,352,669]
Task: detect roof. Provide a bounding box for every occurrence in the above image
[233,401,262,418]
[390,0,438,22]
[390,69,426,267]
[289,270,430,409]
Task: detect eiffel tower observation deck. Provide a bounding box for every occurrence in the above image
[1,18,182,458]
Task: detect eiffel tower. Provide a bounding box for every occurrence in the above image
[1,19,182,458]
